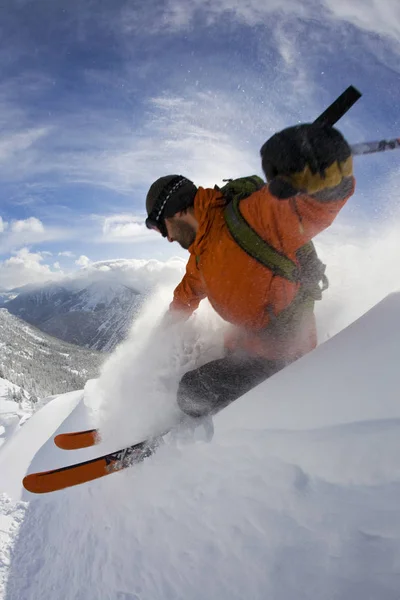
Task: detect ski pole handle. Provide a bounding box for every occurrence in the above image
[312,87,399,159]
[350,137,400,156]
[314,87,399,158]
[314,86,362,127]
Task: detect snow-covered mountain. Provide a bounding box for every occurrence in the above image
[0,292,399,599]
[4,280,143,351]
[0,309,104,398]
[2,258,188,352]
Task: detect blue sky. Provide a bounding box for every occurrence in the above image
[0,0,399,289]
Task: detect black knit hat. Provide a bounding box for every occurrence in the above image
[146,175,197,219]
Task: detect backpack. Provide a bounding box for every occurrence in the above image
[216,175,328,337]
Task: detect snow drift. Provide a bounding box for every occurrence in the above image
[1,293,400,599]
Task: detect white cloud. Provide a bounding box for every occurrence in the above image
[0,217,7,232]
[45,90,263,195]
[0,127,49,163]
[0,0,396,244]
[83,90,266,196]
[0,251,185,293]
[0,216,74,255]
[121,0,400,42]
[10,217,45,234]
[67,257,187,294]
[58,251,75,258]
[0,247,64,290]
[102,214,154,242]
[325,0,400,41]
[121,0,301,34]
[0,4,395,203]
[75,255,92,268]
[0,73,274,196]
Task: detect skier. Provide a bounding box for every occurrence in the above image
[145,123,355,428]
[23,124,358,494]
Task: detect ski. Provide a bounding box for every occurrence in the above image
[54,428,100,450]
[23,437,162,494]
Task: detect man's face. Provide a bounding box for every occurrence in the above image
[165,215,197,250]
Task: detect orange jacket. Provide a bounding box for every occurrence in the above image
[170,180,355,360]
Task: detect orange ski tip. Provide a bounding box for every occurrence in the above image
[54,429,100,450]
[22,456,114,494]
[23,473,53,494]
[22,438,160,494]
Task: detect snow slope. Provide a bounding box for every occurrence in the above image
[0,378,31,450]
[1,293,400,599]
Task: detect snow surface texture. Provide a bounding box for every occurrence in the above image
[0,495,25,600]
[1,291,400,599]
[0,378,32,450]
[91,287,227,446]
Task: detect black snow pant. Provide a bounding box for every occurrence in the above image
[177,351,288,418]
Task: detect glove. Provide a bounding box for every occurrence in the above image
[260,123,353,200]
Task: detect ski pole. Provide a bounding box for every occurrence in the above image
[350,137,400,157]
[314,87,399,158]
[314,85,362,127]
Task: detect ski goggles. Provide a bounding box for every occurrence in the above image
[145,216,167,237]
[145,175,190,238]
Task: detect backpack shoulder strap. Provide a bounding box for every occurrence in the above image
[224,195,301,283]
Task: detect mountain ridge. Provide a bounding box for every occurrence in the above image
[4,280,143,351]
